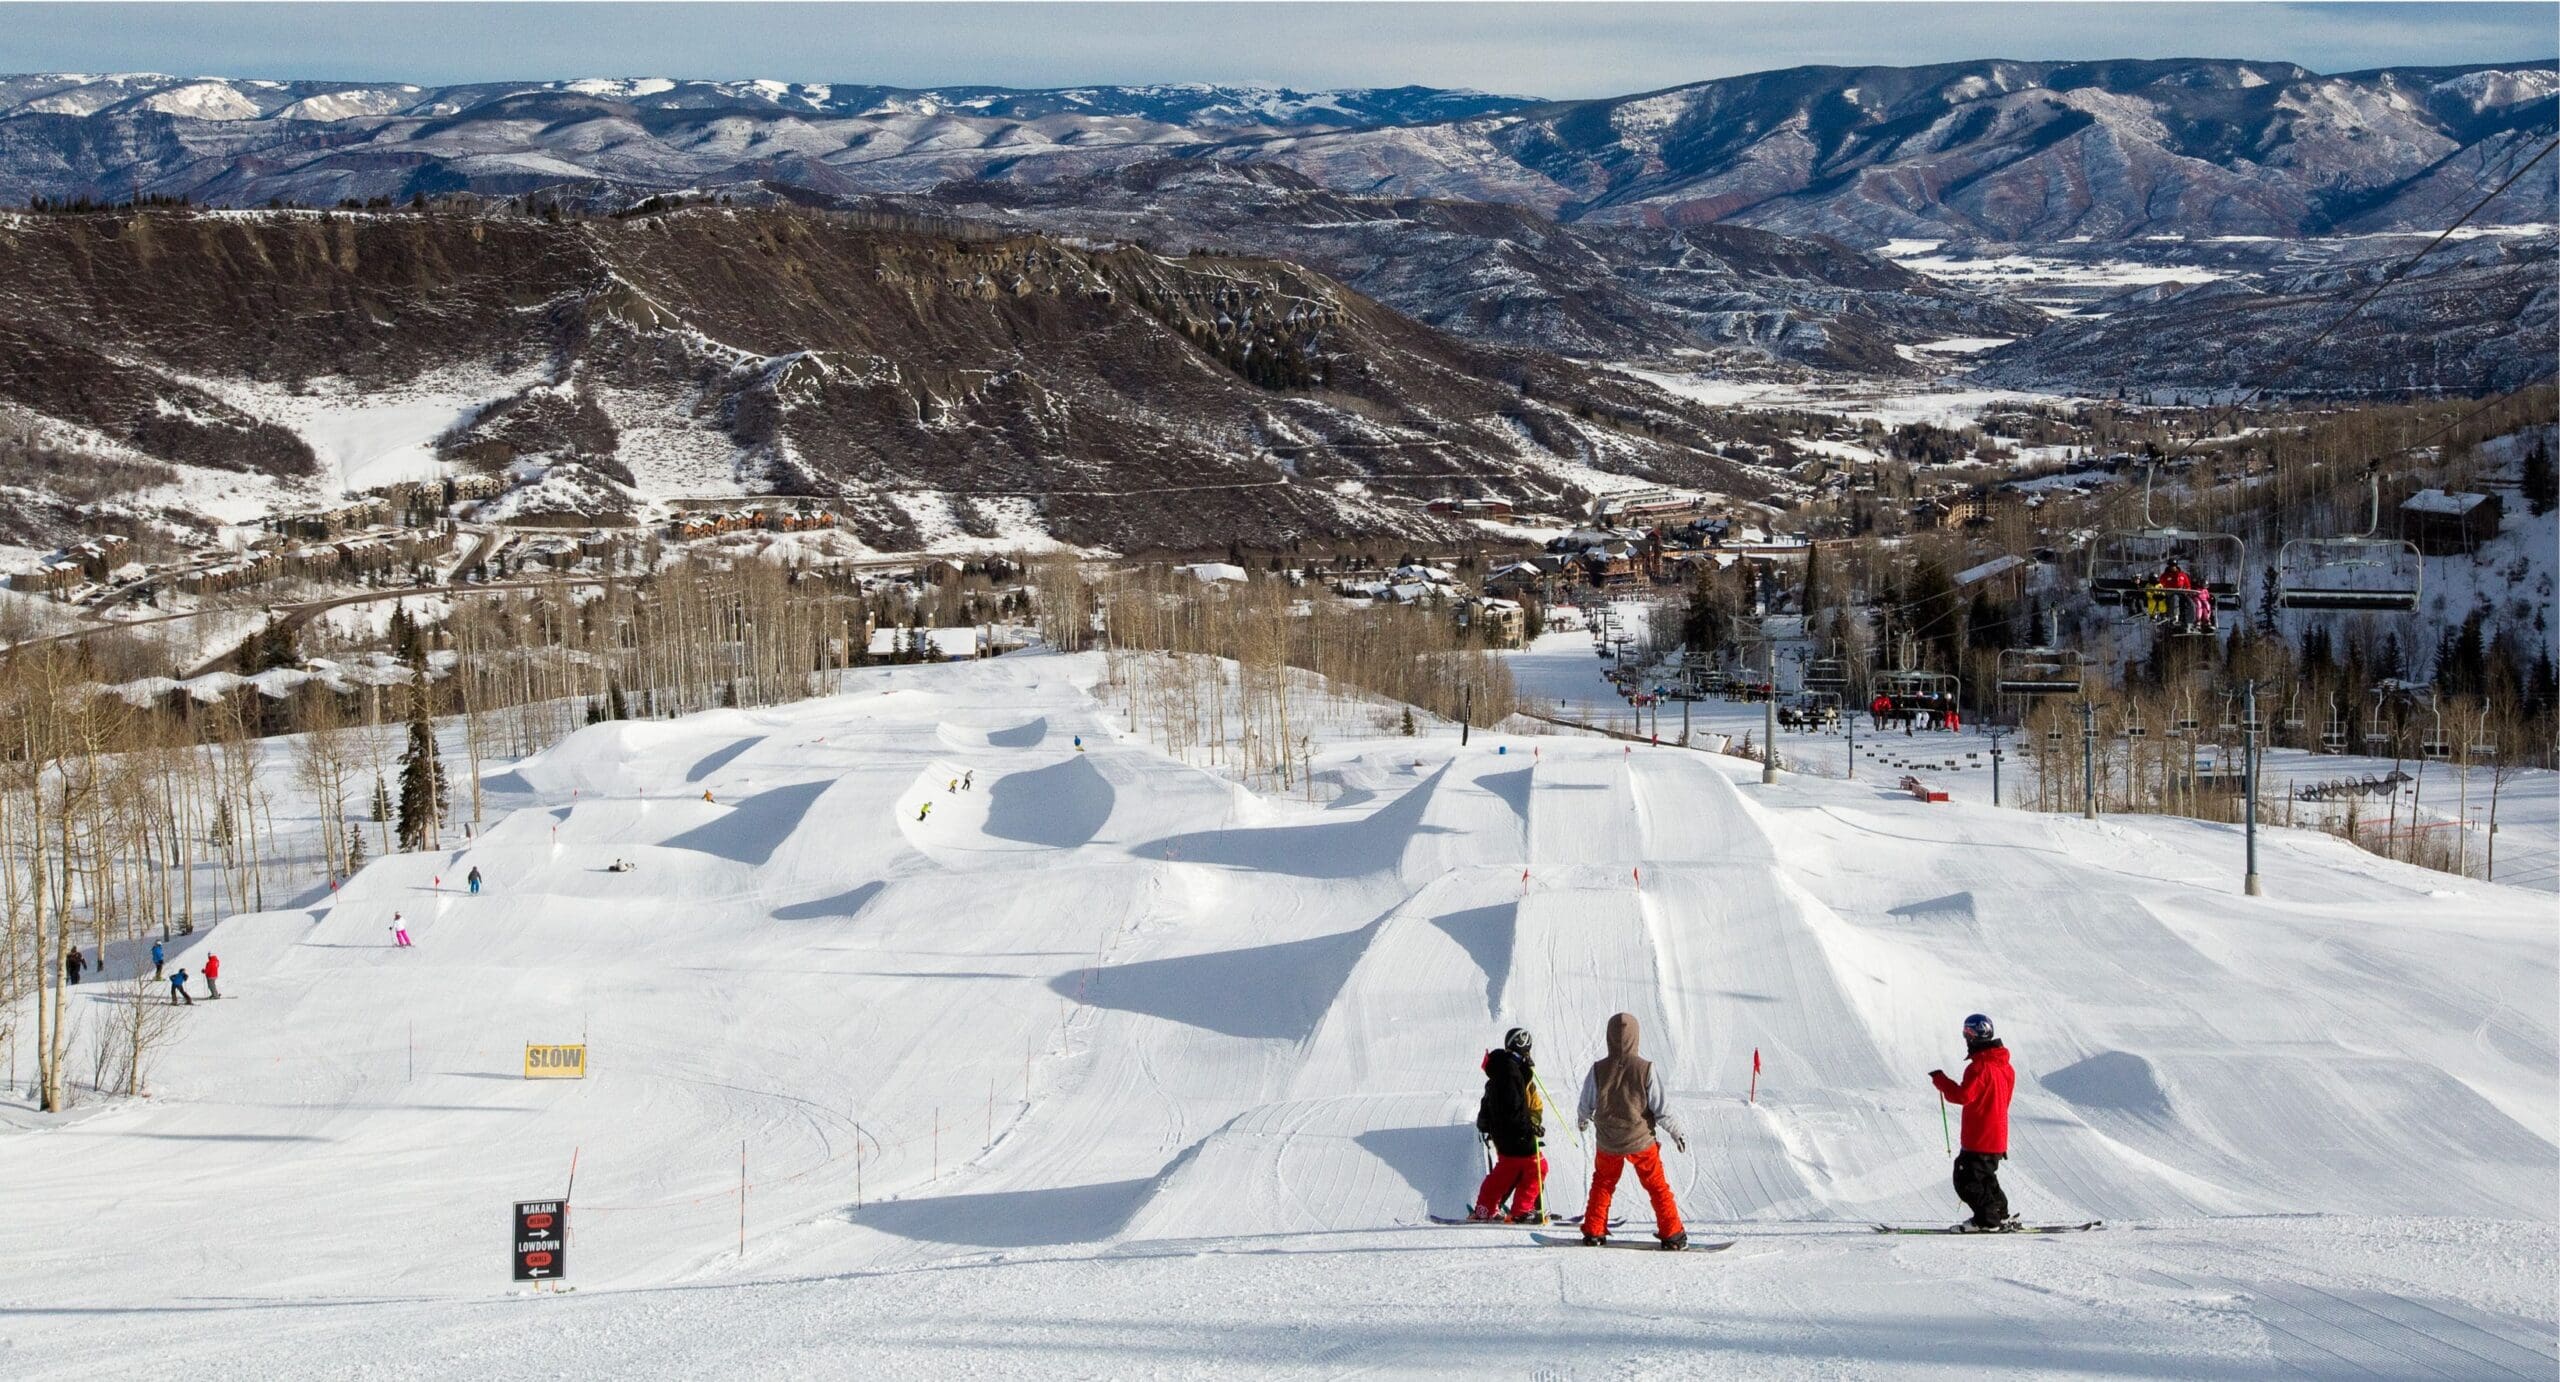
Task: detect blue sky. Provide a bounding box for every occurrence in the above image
[2,3,2549,98]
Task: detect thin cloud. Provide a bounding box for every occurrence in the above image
[0,2,2548,98]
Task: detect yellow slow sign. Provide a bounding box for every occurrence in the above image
[523,1044,587,1079]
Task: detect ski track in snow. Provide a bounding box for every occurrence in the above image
[0,650,2551,1379]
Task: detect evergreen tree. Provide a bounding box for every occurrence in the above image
[1678,566,1731,654]
[2435,609,2489,697]
[607,682,630,721]
[2300,622,2334,686]
[346,824,366,873]
[388,601,425,667]
[2524,439,2555,517]
[2254,564,2281,639]
[1903,560,1962,668]
[371,776,391,823]
[1400,705,1418,737]
[395,688,444,851]
[210,801,234,851]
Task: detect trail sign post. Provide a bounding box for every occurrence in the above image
[523,1044,586,1079]
[513,1200,568,1282]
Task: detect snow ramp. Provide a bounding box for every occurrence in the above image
[935,713,1049,751]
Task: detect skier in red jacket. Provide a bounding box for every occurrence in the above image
[1929,1012,2017,1231]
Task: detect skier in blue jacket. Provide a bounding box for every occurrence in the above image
[151,940,166,980]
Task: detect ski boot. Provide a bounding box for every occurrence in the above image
[1994,1215,2025,1233]
[1660,1231,1689,1252]
[1580,1232,1607,1246]
[1465,1206,1500,1223]
[1505,1210,1547,1225]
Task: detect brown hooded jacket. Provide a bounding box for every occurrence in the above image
[1578,1011,1680,1156]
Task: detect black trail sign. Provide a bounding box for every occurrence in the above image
[513,1200,569,1282]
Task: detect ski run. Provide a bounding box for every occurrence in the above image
[2,648,2553,1379]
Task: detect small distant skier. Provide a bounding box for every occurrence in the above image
[702,789,716,804]
[948,778,959,794]
[390,913,414,948]
[916,802,933,822]
[168,968,193,1005]
[151,939,166,980]
[1576,1012,1688,1250]
[63,946,86,986]
[1930,1013,2018,1232]
[467,866,483,896]
[1870,694,1891,731]
[1469,1028,1547,1223]
[962,770,974,791]
[202,952,222,1000]
[1072,735,1084,753]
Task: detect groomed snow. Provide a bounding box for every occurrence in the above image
[1,651,2551,1378]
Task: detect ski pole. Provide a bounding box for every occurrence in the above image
[1939,1090,1952,1154]
[1529,1070,1581,1151]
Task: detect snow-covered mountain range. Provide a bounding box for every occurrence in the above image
[0,72,1529,207]
[1225,59,2559,242]
[1,60,2548,243]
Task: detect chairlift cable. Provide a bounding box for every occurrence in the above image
[2148,134,2558,468]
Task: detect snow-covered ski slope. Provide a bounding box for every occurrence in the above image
[4,651,2553,1379]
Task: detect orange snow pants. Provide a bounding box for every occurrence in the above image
[1474,1153,1549,1218]
[1583,1143,1683,1240]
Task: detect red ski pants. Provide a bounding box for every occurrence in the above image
[1474,1153,1548,1218]
[1583,1143,1683,1239]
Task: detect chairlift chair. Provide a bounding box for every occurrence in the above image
[2086,466,2244,629]
[1804,656,1848,692]
[1995,646,2088,698]
[2276,474,2423,612]
[1875,668,1957,701]
[2125,707,2149,739]
[2420,696,2451,761]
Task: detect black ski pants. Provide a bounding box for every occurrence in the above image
[1953,1151,2008,1227]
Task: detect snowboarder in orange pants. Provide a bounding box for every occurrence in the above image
[1576,1012,1688,1249]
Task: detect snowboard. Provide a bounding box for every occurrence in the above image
[1872,1221,2102,1235]
[1428,1214,1621,1229]
[1530,1233,1733,1252]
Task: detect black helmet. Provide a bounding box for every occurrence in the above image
[1503,1027,1532,1057]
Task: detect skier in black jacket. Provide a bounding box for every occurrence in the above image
[1470,1028,1549,1222]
